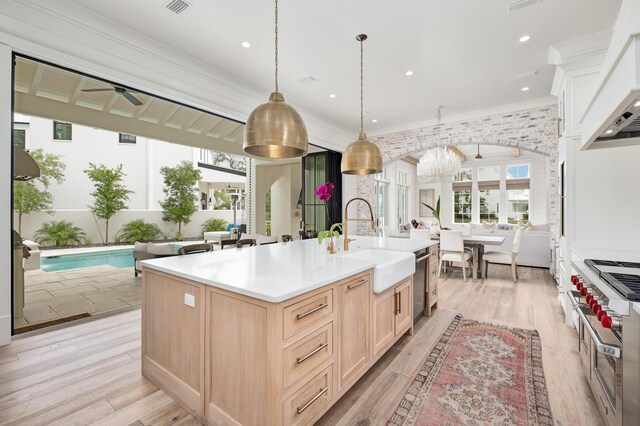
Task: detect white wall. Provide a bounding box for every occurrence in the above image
[24,115,197,210]
[254,162,302,238]
[1,44,12,346]
[15,209,242,245]
[573,143,640,250]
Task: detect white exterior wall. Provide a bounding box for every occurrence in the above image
[23,115,195,210]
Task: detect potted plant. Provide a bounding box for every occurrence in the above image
[420,195,447,231]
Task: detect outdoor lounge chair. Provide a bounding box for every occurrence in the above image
[133,242,177,277]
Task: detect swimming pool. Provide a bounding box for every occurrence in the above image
[41,249,135,272]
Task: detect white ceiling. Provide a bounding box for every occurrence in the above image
[68,0,621,133]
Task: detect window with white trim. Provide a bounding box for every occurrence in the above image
[478,166,500,222]
[506,164,530,223]
[453,169,472,223]
[375,168,390,233]
[119,133,137,144]
[396,170,409,228]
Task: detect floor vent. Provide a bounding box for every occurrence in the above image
[166,0,190,14]
[508,0,541,12]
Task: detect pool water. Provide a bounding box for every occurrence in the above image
[41,249,135,272]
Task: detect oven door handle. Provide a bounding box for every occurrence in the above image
[567,291,621,358]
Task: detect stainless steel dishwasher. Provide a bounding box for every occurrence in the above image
[413,249,429,323]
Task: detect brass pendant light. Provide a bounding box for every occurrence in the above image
[341,34,382,175]
[243,0,308,159]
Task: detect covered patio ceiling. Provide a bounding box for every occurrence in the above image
[13,56,248,156]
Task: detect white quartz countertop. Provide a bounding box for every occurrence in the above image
[141,236,437,303]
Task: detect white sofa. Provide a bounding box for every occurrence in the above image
[469,224,550,268]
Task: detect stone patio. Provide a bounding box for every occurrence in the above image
[16,265,140,329]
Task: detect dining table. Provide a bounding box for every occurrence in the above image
[431,234,506,279]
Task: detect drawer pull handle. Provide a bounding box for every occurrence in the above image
[296,343,329,364]
[296,303,328,320]
[347,279,366,290]
[297,387,328,414]
[398,292,402,314]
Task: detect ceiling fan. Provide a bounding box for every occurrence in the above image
[81,85,143,106]
[475,144,483,160]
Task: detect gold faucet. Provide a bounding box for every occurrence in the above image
[343,197,376,251]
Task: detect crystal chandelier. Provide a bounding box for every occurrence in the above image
[417,147,462,183]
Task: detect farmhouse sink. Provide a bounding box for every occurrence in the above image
[340,248,415,293]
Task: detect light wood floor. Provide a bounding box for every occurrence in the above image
[0,265,603,426]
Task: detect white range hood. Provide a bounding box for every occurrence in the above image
[581,34,640,150]
[581,24,640,150]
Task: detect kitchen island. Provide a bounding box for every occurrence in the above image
[140,236,437,425]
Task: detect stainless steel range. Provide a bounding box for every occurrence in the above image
[568,258,640,426]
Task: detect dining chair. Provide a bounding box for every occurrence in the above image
[281,234,293,242]
[438,230,473,281]
[482,227,523,282]
[236,239,257,248]
[177,243,212,255]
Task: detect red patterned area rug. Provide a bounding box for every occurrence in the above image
[389,315,553,425]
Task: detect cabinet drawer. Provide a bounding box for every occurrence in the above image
[283,289,333,339]
[284,365,333,426]
[283,322,333,389]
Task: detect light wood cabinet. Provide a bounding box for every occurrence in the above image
[142,266,415,426]
[372,288,396,357]
[425,244,439,316]
[395,279,412,333]
[337,275,370,391]
[372,277,414,359]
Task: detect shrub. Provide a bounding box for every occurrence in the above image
[201,218,228,233]
[118,219,161,244]
[34,221,86,247]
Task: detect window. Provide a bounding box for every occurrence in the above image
[396,171,409,228]
[478,167,499,222]
[119,133,137,144]
[453,168,472,223]
[13,129,25,149]
[53,121,72,140]
[375,168,390,233]
[507,164,529,179]
[506,164,530,223]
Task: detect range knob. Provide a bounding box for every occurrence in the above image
[576,282,583,291]
[601,314,612,329]
[586,294,594,304]
[592,302,601,315]
[597,309,608,321]
[571,275,578,284]
[580,287,588,297]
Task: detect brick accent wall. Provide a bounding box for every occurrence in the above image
[355,104,559,235]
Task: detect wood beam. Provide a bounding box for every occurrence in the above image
[29,63,44,95]
[450,147,467,162]
[402,156,419,165]
[160,105,180,125]
[70,76,88,104]
[183,111,204,130]
[104,92,120,112]
[134,97,154,119]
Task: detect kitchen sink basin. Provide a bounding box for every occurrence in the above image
[340,248,415,293]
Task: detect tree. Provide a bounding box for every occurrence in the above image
[159,161,202,240]
[211,151,246,172]
[13,149,65,234]
[213,189,232,209]
[84,163,132,244]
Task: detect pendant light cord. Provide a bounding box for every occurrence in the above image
[274,0,279,92]
[360,37,364,134]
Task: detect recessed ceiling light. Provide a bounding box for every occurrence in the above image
[405,70,414,76]
[329,94,336,98]
[605,129,614,134]
[372,119,378,123]
[635,101,640,107]
[519,35,530,43]
[521,86,530,92]
[241,41,251,48]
